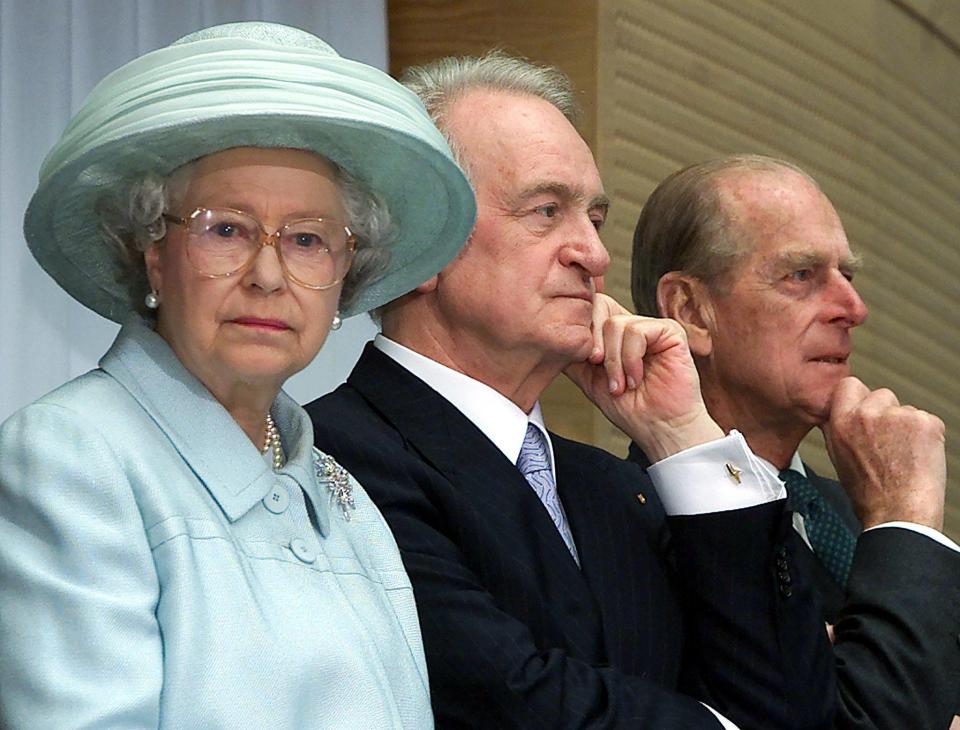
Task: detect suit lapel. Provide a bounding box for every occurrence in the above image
[347,345,605,659]
[554,435,680,676]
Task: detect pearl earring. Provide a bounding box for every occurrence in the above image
[144,289,160,310]
[330,311,342,330]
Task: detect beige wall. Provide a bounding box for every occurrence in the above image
[389,0,960,539]
[597,0,960,539]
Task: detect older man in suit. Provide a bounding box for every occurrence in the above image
[630,154,960,721]
[307,59,958,728]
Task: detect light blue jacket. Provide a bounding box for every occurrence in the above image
[0,317,433,729]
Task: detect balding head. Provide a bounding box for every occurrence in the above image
[631,154,819,317]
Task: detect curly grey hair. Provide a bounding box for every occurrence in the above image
[97,154,393,316]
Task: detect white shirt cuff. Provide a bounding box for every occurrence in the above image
[648,430,785,516]
[865,522,960,553]
[701,702,740,729]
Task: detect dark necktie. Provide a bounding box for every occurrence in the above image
[780,468,856,587]
[517,423,580,565]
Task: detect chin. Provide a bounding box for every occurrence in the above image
[227,353,300,384]
[797,393,834,426]
[550,329,594,364]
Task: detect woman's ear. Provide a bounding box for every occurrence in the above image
[143,243,163,293]
[656,272,715,357]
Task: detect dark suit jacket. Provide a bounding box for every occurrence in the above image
[628,444,860,623]
[628,442,960,727]
[307,345,843,729]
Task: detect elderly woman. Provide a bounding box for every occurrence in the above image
[0,22,474,729]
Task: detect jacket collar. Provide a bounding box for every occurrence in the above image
[99,316,329,533]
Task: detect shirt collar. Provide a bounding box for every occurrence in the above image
[374,334,554,473]
[759,450,807,479]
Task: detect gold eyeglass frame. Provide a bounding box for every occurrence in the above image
[162,207,356,291]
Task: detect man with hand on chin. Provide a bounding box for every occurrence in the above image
[307,57,898,728]
[631,154,960,728]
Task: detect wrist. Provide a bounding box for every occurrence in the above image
[639,414,725,463]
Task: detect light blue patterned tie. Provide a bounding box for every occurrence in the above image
[780,468,856,587]
[517,423,580,565]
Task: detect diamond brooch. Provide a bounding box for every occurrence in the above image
[315,452,356,520]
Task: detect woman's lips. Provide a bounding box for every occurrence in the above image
[229,317,291,331]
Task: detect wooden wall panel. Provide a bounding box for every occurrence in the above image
[597,0,960,538]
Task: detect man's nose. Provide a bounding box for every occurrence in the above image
[560,217,610,277]
[830,273,868,328]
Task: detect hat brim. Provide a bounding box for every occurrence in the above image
[24,30,475,321]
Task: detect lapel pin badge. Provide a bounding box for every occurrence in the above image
[636,492,646,505]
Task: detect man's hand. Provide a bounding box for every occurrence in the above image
[564,294,723,461]
[822,377,946,530]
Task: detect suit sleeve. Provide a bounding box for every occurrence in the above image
[0,403,162,729]
[312,397,855,729]
[830,527,960,729]
[313,409,722,728]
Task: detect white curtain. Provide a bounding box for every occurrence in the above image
[0,0,383,421]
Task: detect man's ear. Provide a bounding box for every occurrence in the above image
[656,272,714,357]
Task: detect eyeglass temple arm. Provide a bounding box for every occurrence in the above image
[162,213,187,226]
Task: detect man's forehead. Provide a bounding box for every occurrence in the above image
[719,169,819,223]
[448,89,603,201]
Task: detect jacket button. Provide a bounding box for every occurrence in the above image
[263,484,289,514]
[290,537,316,564]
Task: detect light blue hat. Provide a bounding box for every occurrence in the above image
[24,22,476,321]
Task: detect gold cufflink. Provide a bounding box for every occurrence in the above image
[725,463,742,484]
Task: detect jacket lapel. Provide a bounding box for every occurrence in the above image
[347,345,606,660]
[560,437,682,677]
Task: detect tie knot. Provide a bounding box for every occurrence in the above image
[517,423,550,477]
[780,468,821,513]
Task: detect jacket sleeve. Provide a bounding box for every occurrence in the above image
[311,399,724,729]
[830,527,960,729]
[309,391,855,729]
[0,403,162,729]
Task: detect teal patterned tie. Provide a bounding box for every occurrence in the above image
[780,468,856,587]
[517,423,580,565]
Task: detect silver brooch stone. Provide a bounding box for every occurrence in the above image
[315,452,356,520]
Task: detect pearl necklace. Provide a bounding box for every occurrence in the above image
[261,413,284,470]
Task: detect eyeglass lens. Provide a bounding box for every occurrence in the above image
[184,208,351,287]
